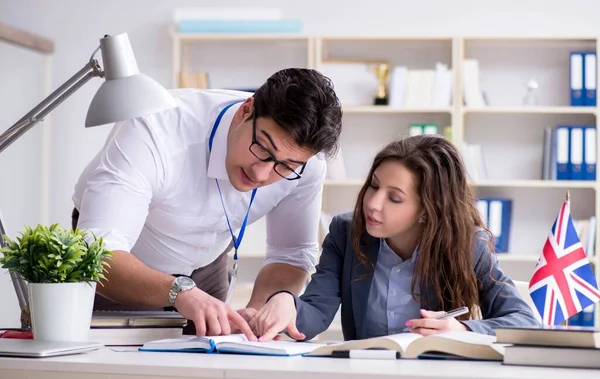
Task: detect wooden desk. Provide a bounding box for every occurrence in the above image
[0,348,598,379]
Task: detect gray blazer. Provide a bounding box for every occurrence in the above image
[278,212,540,341]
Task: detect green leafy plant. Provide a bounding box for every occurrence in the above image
[0,223,113,284]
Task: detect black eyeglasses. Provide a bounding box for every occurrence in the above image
[249,111,306,181]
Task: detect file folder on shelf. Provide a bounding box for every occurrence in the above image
[475,198,512,253]
[584,52,597,106]
[569,126,584,181]
[570,52,584,106]
[583,126,597,180]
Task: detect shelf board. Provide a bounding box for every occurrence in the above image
[471,180,597,189]
[328,179,597,189]
[173,33,309,41]
[496,254,539,262]
[463,106,597,115]
[319,35,453,42]
[344,105,452,114]
[497,254,596,264]
[324,179,364,186]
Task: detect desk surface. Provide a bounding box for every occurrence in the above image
[0,348,599,379]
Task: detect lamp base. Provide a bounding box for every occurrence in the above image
[373,97,388,106]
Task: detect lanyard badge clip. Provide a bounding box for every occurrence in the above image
[225,249,239,305]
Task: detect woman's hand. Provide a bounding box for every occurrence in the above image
[252,292,305,342]
[406,309,469,336]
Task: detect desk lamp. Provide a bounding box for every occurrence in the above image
[0,32,178,329]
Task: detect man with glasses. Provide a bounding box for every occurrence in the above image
[70,68,343,338]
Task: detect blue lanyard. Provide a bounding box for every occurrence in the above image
[208,101,257,263]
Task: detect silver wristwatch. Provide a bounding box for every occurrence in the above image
[168,276,196,306]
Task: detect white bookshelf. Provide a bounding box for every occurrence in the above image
[171,33,600,329]
[171,31,314,90]
[459,36,599,327]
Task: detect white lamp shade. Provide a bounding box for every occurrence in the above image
[85,33,177,127]
[85,74,177,127]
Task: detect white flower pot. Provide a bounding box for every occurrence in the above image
[28,282,96,342]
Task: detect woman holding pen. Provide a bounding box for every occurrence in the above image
[252,134,540,342]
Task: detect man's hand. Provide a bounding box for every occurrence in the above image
[252,292,305,342]
[237,307,258,323]
[406,309,469,336]
[229,308,258,334]
[175,288,256,341]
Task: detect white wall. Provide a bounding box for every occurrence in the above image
[0,40,48,327]
[1,0,599,326]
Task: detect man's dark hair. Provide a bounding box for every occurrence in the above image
[252,68,342,158]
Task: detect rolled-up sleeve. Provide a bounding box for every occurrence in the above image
[263,155,326,272]
[76,117,165,252]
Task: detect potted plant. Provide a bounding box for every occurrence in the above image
[0,223,112,342]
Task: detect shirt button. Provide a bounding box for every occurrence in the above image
[396,267,401,272]
[391,289,397,296]
[389,311,395,318]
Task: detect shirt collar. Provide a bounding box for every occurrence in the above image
[207,102,242,180]
[380,238,420,265]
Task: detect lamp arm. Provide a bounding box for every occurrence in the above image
[0,216,31,329]
[0,58,103,154]
[0,48,104,329]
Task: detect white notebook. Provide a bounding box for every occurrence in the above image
[139,334,325,356]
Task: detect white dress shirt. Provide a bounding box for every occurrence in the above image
[72,89,326,276]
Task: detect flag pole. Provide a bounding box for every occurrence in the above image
[565,189,571,327]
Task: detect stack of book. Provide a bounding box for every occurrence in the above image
[89,310,187,346]
[0,311,187,346]
[496,325,600,369]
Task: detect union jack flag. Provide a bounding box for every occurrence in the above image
[528,198,600,325]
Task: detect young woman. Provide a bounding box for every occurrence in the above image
[252,134,540,342]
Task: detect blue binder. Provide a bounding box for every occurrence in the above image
[570,52,584,106]
[581,305,596,327]
[584,52,597,106]
[568,126,584,181]
[477,197,512,253]
[554,126,570,180]
[583,125,597,180]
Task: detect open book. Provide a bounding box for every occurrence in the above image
[139,334,325,356]
[306,331,505,360]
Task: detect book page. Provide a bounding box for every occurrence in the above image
[431,331,496,346]
[141,335,211,351]
[307,333,422,356]
[379,333,423,352]
[404,331,502,360]
[141,334,247,351]
[218,340,325,356]
[209,334,248,343]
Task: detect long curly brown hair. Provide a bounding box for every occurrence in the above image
[350,135,493,320]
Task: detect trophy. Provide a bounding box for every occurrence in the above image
[373,62,390,105]
[522,78,539,106]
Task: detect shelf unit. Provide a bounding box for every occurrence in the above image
[171,32,600,329]
[459,36,599,328]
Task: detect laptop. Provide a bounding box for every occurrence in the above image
[0,338,104,358]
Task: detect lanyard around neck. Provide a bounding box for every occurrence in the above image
[208,101,257,262]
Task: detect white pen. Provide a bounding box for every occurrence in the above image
[403,306,469,332]
[331,349,400,360]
